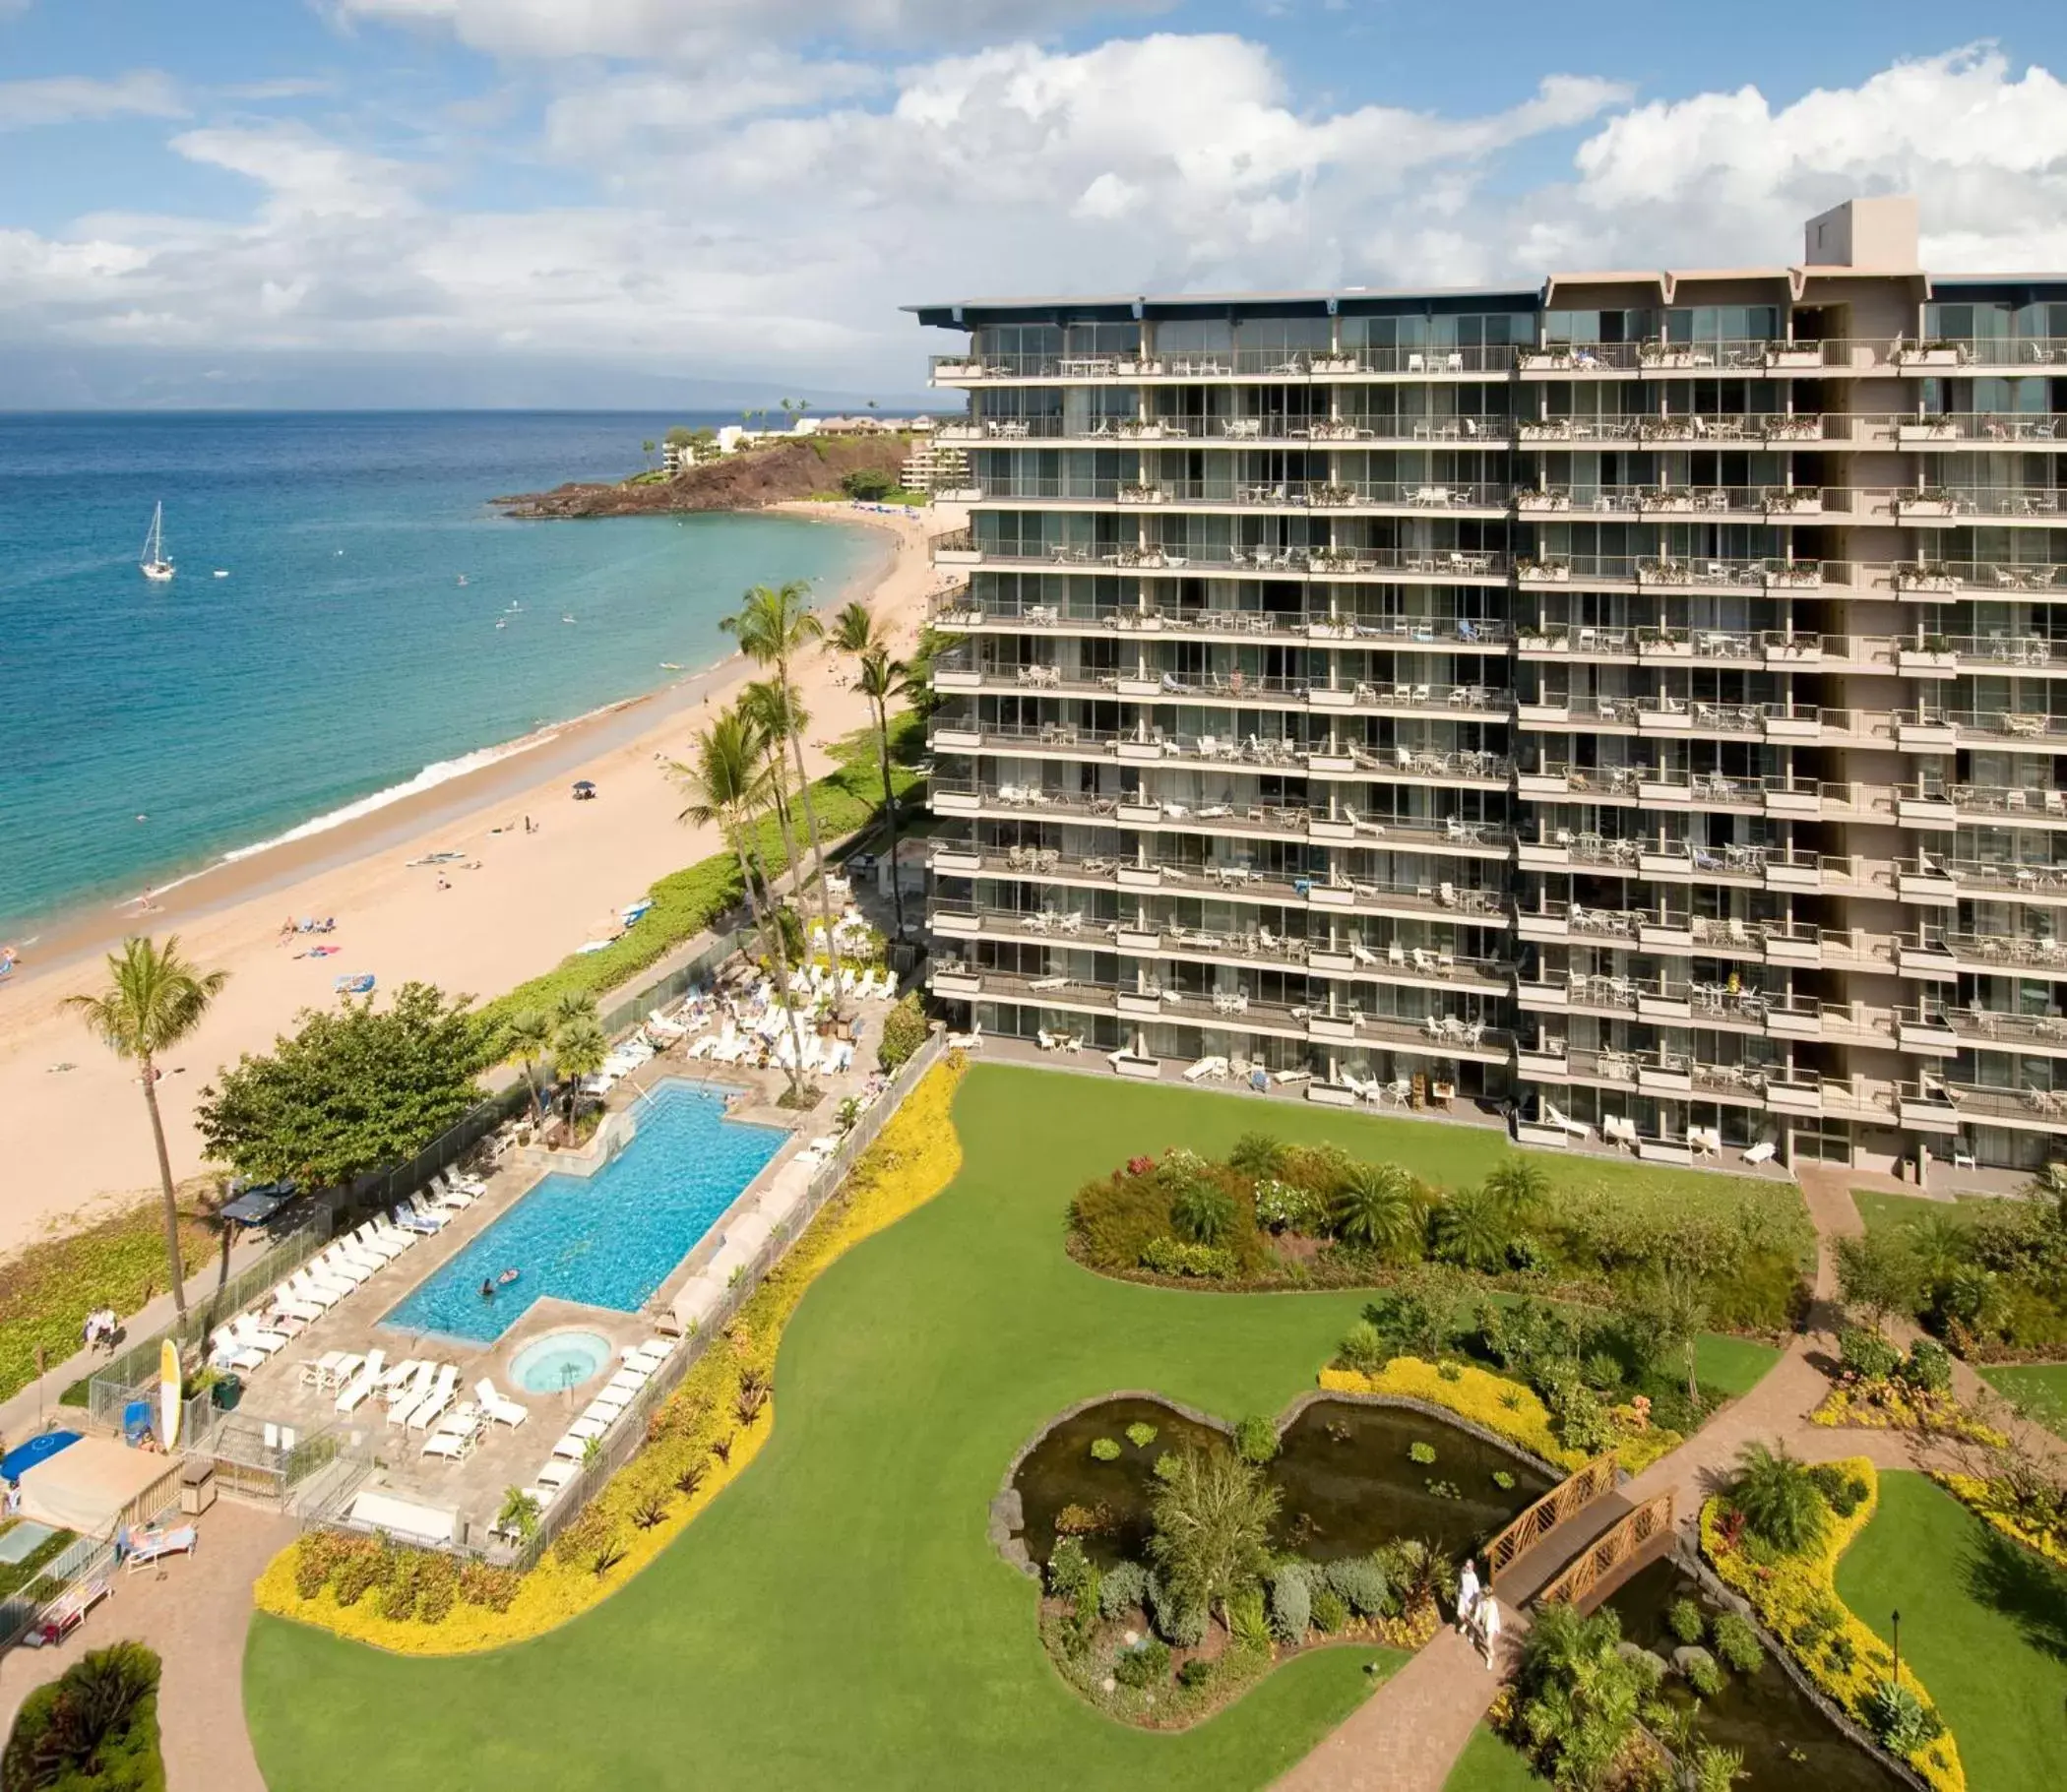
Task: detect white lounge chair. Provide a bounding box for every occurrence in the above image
[1742,1140,1778,1165]
[334,1349,387,1414]
[385,1362,435,1422]
[351,1221,410,1262]
[231,1314,290,1354]
[405,1364,460,1432]
[123,1525,197,1573]
[270,1291,326,1327]
[314,1249,372,1287]
[210,1328,265,1372]
[475,1379,529,1428]
[536,1460,580,1490]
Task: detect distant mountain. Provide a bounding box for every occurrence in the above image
[0,344,949,413]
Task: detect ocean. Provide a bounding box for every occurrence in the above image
[0,412,879,936]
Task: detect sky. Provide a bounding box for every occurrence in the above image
[3,1,2066,407]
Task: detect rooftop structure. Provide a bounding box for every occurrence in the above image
[910,199,2067,1177]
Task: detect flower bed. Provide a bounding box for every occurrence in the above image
[255,1055,967,1654]
[1699,1457,1965,1792]
[1320,1358,1682,1475]
[1811,1379,2007,1447]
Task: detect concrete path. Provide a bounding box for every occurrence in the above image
[0,1504,291,1792]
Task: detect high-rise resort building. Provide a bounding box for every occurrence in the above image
[908,197,2067,1179]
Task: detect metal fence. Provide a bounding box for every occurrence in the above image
[0,1468,184,1650]
[504,1027,948,1568]
[85,1210,335,1432]
[598,924,748,1039]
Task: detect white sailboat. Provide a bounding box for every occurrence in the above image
[139,503,174,583]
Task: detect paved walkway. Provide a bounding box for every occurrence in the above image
[1274,1167,1944,1792]
[0,1504,291,1792]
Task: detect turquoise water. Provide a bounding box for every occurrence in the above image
[508,1329,612,1394]
[0,412,877,933]
[381,1081,783,1343]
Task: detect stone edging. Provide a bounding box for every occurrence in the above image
[986,1384,1561,1579]
[1669,1539,1931,1792]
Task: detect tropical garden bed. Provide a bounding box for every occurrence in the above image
[3,1640,164,1791]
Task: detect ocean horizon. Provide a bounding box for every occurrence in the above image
[0,410,879,938]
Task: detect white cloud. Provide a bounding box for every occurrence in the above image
[9,37,2067,391]
[0,69,184,130]
[330,0,1174,58]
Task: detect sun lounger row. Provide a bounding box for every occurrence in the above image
[535,1340,676,1493]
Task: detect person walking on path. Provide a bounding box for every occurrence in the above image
[1455,1558,1480,1636]
[1475,1592,1502,1671]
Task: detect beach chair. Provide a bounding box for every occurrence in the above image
[327,1237,387,1274]
[385,1362,435,1422]
[566,1414,612,1443]
[231,1314,290,1355]
[550,1432,591,1463]
[314,1248,372,1287]
[334,1349,386,1413]
[475,1379,530,1428]
[270,1290,326,1327]
[210,1328,266,1373]
[26,1577,110,1648]
[406,1364,460,1432]
[536,1460,580,1491]
[351,1220,411,1261]
[422,1418,480,1462]
[300,1349,353,1389]
[124,1525,198,1574]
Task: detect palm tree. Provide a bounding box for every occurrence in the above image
[724,582,848,1007]
[498,1485,540,1543]
[1330,1162,1423,1260]
[1147,1443,1280,1619]
[831,600,912,935]
[551,1016,607,1130]
[1480,1154,1549,1225]
[672,707,812,1101]
[737,676,802,881]
[1429,1186,1511,1272]
[1730,1441,1830,1556]
[504,1010,554,1118]
[66,937,227,1323]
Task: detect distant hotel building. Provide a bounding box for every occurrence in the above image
[908,198,2067,1177]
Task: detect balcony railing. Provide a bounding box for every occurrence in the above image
[1904,931,2067,973]
[1903,1005,2067,1049]
[1950,635,2067,671]
[929,715,1515,780]
[1516,555,1830,589]
[1892,412,2067,445]
[1887,486,2064,523]
[1947,784,2067,821]
[1516,484,1833,519]
[975,476,1513,511]
[962,540,1512,580]
[1893,338,2067,372]
[1516,411,1825,446]
[1892,561,2065,595]
[1947,711,2067,746]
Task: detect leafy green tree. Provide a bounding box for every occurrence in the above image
[1514,1601,1652,1789]
[67,936,229,1321]
[503,1009,554,1118]
[1147,1443,1280,1620]
[1330,1162,1423,1258]
[197,982,493,1191]
[1835,1230,1922,1328]
[840,467,894,501]
[1730,1441,1830,1556]
[723,582,848,1007]
[3,1639,160,1789]
[672,706,812,1101]
[664,424,693,448]
[1227,1132,1285,1178]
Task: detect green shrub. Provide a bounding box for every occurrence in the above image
[1711,1611,1764,1673]
[1903,1336,1954,1393]
[1808,1462,1870,1518]
[1147,1571,1207,1646]
[1152,1452,1180,1483]
[1224,1585,1272,1651]
[1338,1318,1388,1374]
[840,467,895,501]
[1234,1414,1279,1464]
[1171,1181,1238,1247]
[1138,1236,1239,1278]
[1046,1536,1096,1604]
[3,1641,163,1792]
[1866,1679,1940,1754]
[1310,1588,1349,1634]
[1177,1656,1214,1690]
[876,993,928,1072]
[1839,1326,1902,1382]
[1269,1564,1313,1642]
[331,1543,389,1608]
[1325,1555,1390,1617]
[1124,1421,1158,1449]
[1089,1437,1122,1462]
[1111,1638,1171,1688]
[414,1552,460,1625]
[1097,1560,1150,1618]
[1667,1596,1707,1643]
[1253,1176,1328,1233]
[1228,1132,1286,1177]
[1683,1653,1726,1699]
[1408,1441,1437,1466]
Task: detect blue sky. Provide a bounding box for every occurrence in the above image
[3,1,2065,405]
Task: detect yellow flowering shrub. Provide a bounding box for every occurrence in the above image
[1811,1382,2005,1447]
[256,1054,968,1655]
[1931,1471,2067,1572]
[1699,1458,1965,1792]
[1321,1359,1585,1469]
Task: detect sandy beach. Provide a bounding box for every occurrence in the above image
[0,500,958,1262]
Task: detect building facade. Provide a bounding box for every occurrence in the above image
[908,200,2067,1175]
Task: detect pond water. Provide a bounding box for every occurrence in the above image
[1604,1559,1910,1791]
[1010,1396,1553,1571]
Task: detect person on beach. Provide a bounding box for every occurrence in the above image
[1456,1558,1480,1636]
[1475,1591,1502,1670]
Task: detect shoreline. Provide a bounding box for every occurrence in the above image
[4,507,899,989]
[0,499,950,1262]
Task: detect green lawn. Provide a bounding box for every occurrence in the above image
[1851,1188,1994,1240]
[1978,1362,2067,1437]
[1692,1331,1782,1399]
[1835,1471,2067,1792]
[244,1068,1784,1792]
[1442,1723,1544,1789]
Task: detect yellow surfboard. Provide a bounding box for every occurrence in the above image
[159,1337,181,1452]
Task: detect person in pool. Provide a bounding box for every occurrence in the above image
[480,1277,495,1300]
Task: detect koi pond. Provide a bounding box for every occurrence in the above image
[1604,1559,1910,1792]
[1009,1395,1554,1570]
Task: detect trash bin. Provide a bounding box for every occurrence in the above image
[180,1457,217,1516]
[212,1372,242,1411]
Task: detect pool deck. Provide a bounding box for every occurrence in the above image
[219,988,903,1541]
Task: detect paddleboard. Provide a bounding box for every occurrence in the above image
[159,1337,181,1451]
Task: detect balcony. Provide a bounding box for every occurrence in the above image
[1949,784,2067,827]
[1893,411,2067,447]
[930,597,1510,650]
[1516,483,1833,522]
[944,413,1520,448]
[1892,337,2067,375]
[1932,1082,2067,1132]
[1950,710,2067,750]
[1902,931,2067,980]
[1924,857,2067,901]
[1891,560,2067,599]
[975,475,1513,515]
[1934,1006,2067,1056]
[956,539,1512,583]
[1951,634,2067,674]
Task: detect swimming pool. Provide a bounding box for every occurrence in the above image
[381,1081,783,1343]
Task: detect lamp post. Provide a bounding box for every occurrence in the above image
[1892,1607,1903,1686]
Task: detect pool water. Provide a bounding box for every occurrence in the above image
[382,1081,782,1343]
[509,1329,612,1394]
